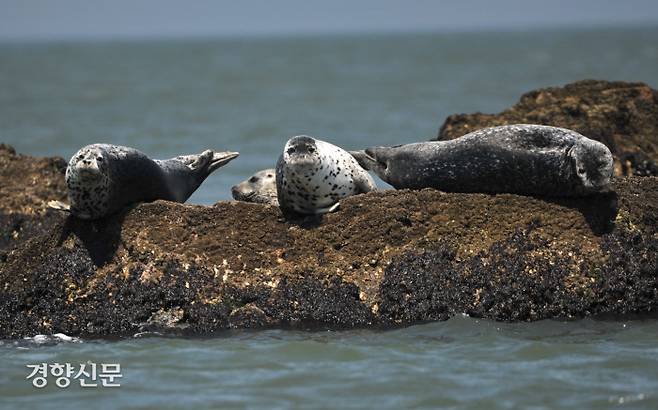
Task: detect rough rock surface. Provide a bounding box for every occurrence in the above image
[437,80,658,177]
[1,145,657,338]
[0,144,68,255]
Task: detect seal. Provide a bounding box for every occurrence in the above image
[352,124,613,196]
[63,144,239,219]
[276,136,376,215]
[231,168,279,206]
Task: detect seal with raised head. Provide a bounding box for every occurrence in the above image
[276,136,376,215]
[231,168,279,206]
[352,124,613,196]
[63,144,239,219]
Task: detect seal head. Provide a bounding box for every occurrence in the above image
[65,145,113,219]
[231,168,278,205]
[283,136,320,167]
[567,142,614,193]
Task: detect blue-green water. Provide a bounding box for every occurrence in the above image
[2,27,658,202]
[2,318,658,409]
[2,27,658,408]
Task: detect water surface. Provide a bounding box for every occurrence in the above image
[1,317,658,409]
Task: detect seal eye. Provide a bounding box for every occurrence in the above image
[578,168,585,175]
[267,174,273,178]
[308,147,316,153]
[287,147,296,155]
[78,155,84,160]
[249,176,259,183]
[97,157,103,162]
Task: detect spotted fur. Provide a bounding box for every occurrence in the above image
[353,124,614,197]
[65,146,113,219]
[276,136,376,215]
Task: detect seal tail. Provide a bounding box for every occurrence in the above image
[349,150,376,171]
[181,150,239,176]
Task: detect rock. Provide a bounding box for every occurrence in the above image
[0,148,656,337]
[0,144,68,254]
[437,80,658,177]
[139,307,188,333]
[0,144,68,215]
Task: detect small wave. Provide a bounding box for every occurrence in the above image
[23,333,82,344]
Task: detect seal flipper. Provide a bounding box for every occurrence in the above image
[349,150,374,171]
[181,150,239,175]
[47,200,71,213]
[185,150,214,170]
[353,167,377,194]
[315,202,340,214]
[207,151,240,174]
[351,148,389,180]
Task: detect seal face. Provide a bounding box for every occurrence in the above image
[231,168,278,205]
[65,145,114,219]
[276,136,376,215]
[352,124,614,197]
[65,144,239,219]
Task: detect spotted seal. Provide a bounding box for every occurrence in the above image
[62,144,239,219]
[231,168,278,205]
[276,136,376,215]
[352,124,613,196]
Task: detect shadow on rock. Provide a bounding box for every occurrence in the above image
[57,211,128,267]
[545,191,619,235]
[279,212,325,229]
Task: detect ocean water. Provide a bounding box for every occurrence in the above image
[2,27,658,201]
[2,318,658,409]
[2,27,658,408]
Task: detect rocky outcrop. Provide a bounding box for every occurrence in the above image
[437,80,658,177]
[0,143,656,337]
[2,79,658,338]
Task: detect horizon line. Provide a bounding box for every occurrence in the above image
[1,21,657,44]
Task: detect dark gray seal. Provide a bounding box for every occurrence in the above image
[64,144,239,219]
[352,124,613,196]
[276,136,376,215]
[231,168,278,206]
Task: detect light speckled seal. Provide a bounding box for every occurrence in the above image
[231,168,278,206]
[65,144,239,219]
[352,124,613,196]
[276,136,376,215]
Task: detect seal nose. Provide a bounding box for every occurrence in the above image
[231,184,253,200]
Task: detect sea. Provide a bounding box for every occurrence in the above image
[1,26,658,409]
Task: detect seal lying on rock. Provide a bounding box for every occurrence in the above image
[352,124,614,196]
[231,168,278,205]
[276,136,376,215]
[61,144,239,219]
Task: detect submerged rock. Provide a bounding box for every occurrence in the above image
[437,80,658,177]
